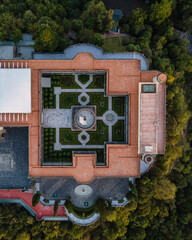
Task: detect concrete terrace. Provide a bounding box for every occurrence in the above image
[0,190,67,220]
[34,44,148,71]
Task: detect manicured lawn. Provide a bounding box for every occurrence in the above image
[60,128,79,145]
[60,92,80,109]
[112,120,125,142]
[55,75,80,89]
[88,92,108,116]
[112,97,125,116]
[78,74,89,84]
[88,120,108,145]
[88,74,105,89]
[103,37,128,52]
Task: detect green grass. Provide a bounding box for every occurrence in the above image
[103,37,128,52]
[112,120,125,142]
[60,128,79,145]
[88,120,108,145]
[57,75,80,89]
[112,97,125,116]
[88,74,105,89]
[88,92,108,116]
[78,74,89,84]
[60,92,80,109]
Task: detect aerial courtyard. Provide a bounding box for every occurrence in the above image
[41,71,128,165]
[0,44,166,224]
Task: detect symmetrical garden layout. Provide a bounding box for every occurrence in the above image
[0,44,166,224]
[41,72,128,165]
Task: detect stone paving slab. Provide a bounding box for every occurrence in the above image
[60,145,104,149]
[43,109,72,128]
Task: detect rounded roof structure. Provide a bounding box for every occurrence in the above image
[75,108,96,130]
[74,185,93,196]
[157,73,167,83]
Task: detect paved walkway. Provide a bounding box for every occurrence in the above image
[0,190,67,220]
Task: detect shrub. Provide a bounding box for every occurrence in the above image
[122,37,129,46]
[32,193,40,207]
[54,200,59,216]
[120,24,129,34]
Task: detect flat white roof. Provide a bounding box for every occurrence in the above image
[0,68,31,113]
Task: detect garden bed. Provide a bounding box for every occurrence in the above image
[60,128,79,145]
[112,97,125,116]
[112,120,125,142]
[88,121,108,145]
[65,200,96,219]
[88,92,108,116]
[60,92,80,109]
[78,74,89,84]
[43,88,56,109]
[88,74,105,89]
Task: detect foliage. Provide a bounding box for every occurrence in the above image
[81,0,114,32]
[32,192,40,207]
[93,33,104,47]
[77,28,94,43]
[12,28,22,43]
[34,17,59,51]
[149,0,172,25]
[54,201,59,216]
[0,1,192,239]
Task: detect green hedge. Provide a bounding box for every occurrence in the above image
[54,200,60,216]
[32,193,40,207]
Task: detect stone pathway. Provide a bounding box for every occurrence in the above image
[60,145,104,149]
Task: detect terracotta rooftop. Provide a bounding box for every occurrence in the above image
[0,50,166,183]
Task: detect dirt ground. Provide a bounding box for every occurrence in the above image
[102,0,147,15]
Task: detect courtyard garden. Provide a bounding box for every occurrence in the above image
[42,72,127,165]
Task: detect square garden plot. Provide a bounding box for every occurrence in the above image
[41,72,128,165]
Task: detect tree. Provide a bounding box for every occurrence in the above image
[54,201,59,216]
[16,232,31,240]
[81,0,114,32]
[77,28,94,43]
[129,8,147,25]
[23,10,37,32]
[71,19,83,32]
[126,43,141,52]
[12,28,22,43]
[34,17,59,52]
[153,179,177,200]
[149,0,172,25]
[32,192,40,207]
[93,33,104,47]
[0,12,23,40]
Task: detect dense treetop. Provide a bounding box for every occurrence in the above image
[0,0,192,239]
